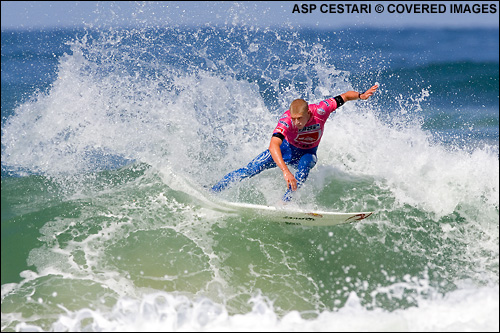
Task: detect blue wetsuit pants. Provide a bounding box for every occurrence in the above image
[211,140,317,201]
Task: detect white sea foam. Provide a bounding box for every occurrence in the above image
[14,284,498,332]
[2,25,498,333]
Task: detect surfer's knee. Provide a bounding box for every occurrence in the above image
[246,151,275,176]
[301,154,317,169]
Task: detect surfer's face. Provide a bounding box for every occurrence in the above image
[291,111,311,130]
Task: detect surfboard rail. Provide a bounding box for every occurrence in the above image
[215,200,373,227]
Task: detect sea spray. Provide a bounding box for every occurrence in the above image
[2,24,498,332]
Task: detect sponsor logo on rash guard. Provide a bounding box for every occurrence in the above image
[295,124,322,146]
[279,120,289,128]
[299,124,320,132]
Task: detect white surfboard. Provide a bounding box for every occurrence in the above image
[214,200,373,227]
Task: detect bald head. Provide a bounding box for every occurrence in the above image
[290,99,309,116]
[289,99,311,130]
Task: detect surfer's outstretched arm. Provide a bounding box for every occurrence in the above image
[340,84,379,102]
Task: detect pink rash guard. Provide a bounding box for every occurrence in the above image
[273,97,340,149]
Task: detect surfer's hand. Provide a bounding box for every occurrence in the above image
[359,84,379,100]
[283,170,297,191]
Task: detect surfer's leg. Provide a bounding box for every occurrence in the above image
[282,153,317,202]
[211,150,276,193]
[295,153,317,185]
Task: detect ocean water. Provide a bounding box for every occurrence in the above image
[1,24,498,332]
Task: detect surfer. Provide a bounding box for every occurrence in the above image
[211,84,379,201]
